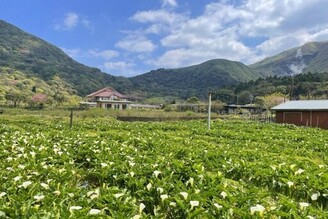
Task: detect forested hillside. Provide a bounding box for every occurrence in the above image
[250,41,328,76]
[0,20,131,97]
[215,72,328,106]
[130,59,261,99]
[0,20,262,102]
[2,19,328,108]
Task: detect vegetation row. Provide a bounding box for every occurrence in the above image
[0,112,327,218]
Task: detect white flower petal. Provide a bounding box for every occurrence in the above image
[114,193,124,198]
[295,168,305,175]
[101,163,108,167]
[20,181,32,189]
[250,204,265,215]
[179,192,188,200]
[34,195,45,201]
[0,192,6,198]
[89,209,101,215]
[170,202,176,207]
[186,177,194,187]
[139,203,146,214]
[311,193,319,201]
[190,200,199,208]
[287,181,294,187]
[14,176,22,181]
[146,183,152,191]
[154,170,161,178]
[214,203,223,209]
[157,187,164,194]
[160,194,168,201]
[220,191,227,199]
[40,183,49,189]
[300,202,310,209]
[70,206,82,211]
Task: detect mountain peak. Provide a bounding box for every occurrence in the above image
[0,20,128,96]
[250,40,328,76]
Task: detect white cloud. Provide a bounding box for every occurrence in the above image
[60,47,130,75]
[64,12,79,30]
[131,9,186,25]
[103,61,137,77]
[310,28,328,42]
[162,0,178,8]
[116,36,156,53]
[59,1,328,76]
[131,10,187,35]
[89,49,119,60]
[81,18,91,28]
[125,0,328,70]
[54,12,92,31]
[153,37,254,68]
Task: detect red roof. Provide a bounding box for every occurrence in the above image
[87,87,127,98]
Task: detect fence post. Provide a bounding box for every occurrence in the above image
[70,109,73,128]
[208,92,212,130]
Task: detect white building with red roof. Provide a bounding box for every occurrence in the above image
[82,87,132,110]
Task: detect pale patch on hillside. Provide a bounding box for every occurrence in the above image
[288,48,307,75]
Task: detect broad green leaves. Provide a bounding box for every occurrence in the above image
[0,117,327,218]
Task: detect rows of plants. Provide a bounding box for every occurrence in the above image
[0,115,327,218]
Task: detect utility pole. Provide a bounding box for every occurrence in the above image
[208,92,212,130]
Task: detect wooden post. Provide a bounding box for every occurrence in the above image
[70,109,73,128]
[208,92,212,130]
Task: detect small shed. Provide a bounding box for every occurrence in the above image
[271,100,328,129]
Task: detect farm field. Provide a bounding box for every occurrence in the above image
[0,110,328,218]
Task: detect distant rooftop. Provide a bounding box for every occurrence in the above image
[272,100,328,111]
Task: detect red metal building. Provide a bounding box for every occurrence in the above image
[272,100,328,129]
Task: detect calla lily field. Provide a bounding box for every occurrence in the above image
[0,111,328,218]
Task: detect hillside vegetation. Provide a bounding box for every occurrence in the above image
[130,59,261,99]
[250,41,328,76]
[0,20,263,102]
[0,111,327,218]
[0,66,81,107]
[215,72,328,106]
[0,20,131,97]
[2,19,328,105]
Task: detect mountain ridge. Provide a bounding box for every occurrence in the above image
[130,59,260,99]
[0,20,131,96]
[1,19,328,102]
[250,41,328,76]
[0,20,261,99]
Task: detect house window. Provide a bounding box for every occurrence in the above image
[122,104,127,110]
[114,104,120,109]
[106,104,112,109]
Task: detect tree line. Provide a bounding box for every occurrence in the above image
[214,72,328,109]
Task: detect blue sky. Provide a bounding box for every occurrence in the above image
[2,0,328,77]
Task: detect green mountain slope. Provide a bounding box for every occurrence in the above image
[130,59,261,99]
[250,41,328,76]
[0,19,264,100]
[0,66,81,106]
[7,19,328,102]
[0,20,131,96]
